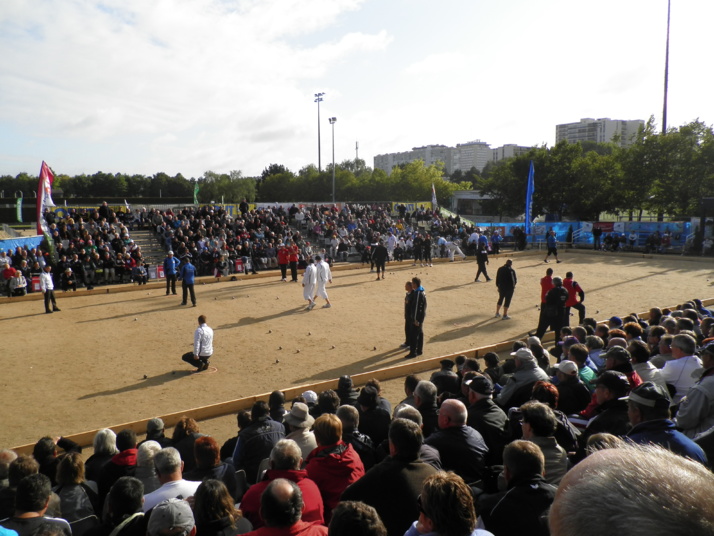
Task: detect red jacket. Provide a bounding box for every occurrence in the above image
[563,277,584,307]
[305,442,364,520]
[540,276,553,304]
[288,246,300,263]
[277,247,290,265]
[240,469,324,528]
[244,520,328,536]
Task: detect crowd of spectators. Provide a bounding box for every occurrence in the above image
[2,298,714,536]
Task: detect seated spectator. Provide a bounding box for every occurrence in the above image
[0,456,40,521]
[518,402,569,486]
[131,265,148,285]
[283,403,317,461]
[465,375,509,466]
[356,387,391,446]
[142,448,200,512]
[363,380,391,415]
[576,371,632,460]
[269,391,288,424]
[146,498,194,536]
[139,419,172,449]
[304,414,364,521]
[676,341,714,438]
[625,382,707,464]
[430,359,460,395]
[336,405,375,471]
[193,479,252,536]
[567,343,596,391]
[85,476,146,536]
[243,479,327,536]
[661,333,703,405]
[424,399,488,484]
[554,361,591,415]
[628,340,668,393]
[342,418,437,536]
[0,474,71,536]
[478,440,556,536]
[650,334,674,369]
[482,353,503,385]
[495,349,549,411]
[398,375,421,408]
[98,429,138,503]
[184,437,238,501]
[405,472,491,536]
[232,402,285,484]
[135,441,161,495]
[0,450,17,490]
[310,391,340,420]
[549,444,714,535]
[8,272,27,297]
[335,376,359,407]
[171,417,205,474]
[328,501,386,536]
[220,411,252,462]
[413,381,439,438]
[32,437,81,487]
[52,452,100,522]
[61,268,77,292]
[240,440,323,529]
[85,429,118,484]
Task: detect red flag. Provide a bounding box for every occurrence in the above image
[36,161,56,235]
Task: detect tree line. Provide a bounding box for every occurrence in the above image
[1,118,711,220]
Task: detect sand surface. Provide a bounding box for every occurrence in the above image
[2,249,712,449]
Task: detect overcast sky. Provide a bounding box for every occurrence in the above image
[1,0,712,179]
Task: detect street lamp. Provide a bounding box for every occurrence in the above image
[329,117,337,204]
[314,92,325,171]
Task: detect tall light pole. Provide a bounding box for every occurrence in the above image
[329,117,337,204]
[662,0,671,134]
[314,92,325,171]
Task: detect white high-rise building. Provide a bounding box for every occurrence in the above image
[374,144,452,175]
[491,144,532,162]
[555,118,644,148]
[451,140,491,173]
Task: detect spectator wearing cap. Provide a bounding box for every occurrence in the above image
[301,391,318,412]
[465,375,509,466]
[554,361,591,415]
[576,371,632,461]
[304,414,364,522]
[519,401,569,486]
[661,334,703,405]
[147,498,195,536]
[336,405,376,471]
[430,359,460,396]
[603,346,642,390]
[356,387,391,446]
[675,342,714,438]
[139,418,172,449]
[335,376,359,407]
[608,316,623,330]
[284,403,317,460]
[240,440,324,530]
[495,348,550,411]
[342,418,437,536]
[424,399,488,484]
[625,382,707,464]
[163,251,180,296]
[232,401,285,484]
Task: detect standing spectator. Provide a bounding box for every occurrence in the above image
[314,255,332,309]
[163,251,179,296]
[40,265,60,314]
[181,315,213,373]
[494,259,516,320]
[404,277,427,359]
[543,230,562,263]
[179,256,197,307]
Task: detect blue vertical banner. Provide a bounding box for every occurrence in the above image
[524,160,535,235]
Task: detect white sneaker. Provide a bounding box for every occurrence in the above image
[322,303,332,308]
[494,313,501,318]
[503,315,511,320]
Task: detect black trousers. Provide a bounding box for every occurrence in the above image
[476,262,489,280]
[289,261,298,281]
[182,281,196,305]
[43,290,58,312]
[166,274,177,294]
[279,264,288,279]
[566,303,586,324]
[182,351,210,370]
[408,322,424,355]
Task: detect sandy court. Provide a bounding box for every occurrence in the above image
[2,249,713,450]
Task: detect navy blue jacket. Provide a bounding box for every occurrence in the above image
[627,419,708,465]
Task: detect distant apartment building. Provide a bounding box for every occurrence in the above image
[555,118,644,148]
[491,144,532,162]
[373,144,452,175]
[451,140,492,174]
